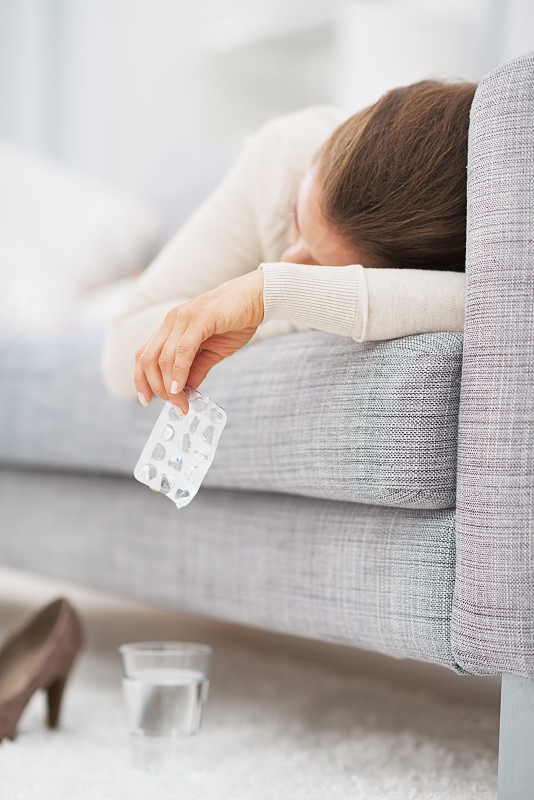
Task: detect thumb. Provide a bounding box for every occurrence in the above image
[186,349,226,390]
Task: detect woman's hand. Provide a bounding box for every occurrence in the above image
[134,269,264,414]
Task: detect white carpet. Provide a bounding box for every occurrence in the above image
[0,573,499,800]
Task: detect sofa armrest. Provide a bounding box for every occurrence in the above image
[453,51,534,675]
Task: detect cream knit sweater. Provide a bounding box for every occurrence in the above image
[101,106,465,399]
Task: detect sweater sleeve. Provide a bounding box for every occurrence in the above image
[101,140,264,398]
[101,107,345,399]
[260,262,465,341]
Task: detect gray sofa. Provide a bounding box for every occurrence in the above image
[1,52,533,798]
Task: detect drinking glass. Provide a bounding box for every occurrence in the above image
[119,641,213,769]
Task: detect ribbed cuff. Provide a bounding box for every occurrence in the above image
[259,262,365,338]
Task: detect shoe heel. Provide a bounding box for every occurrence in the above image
[46,664,74,729]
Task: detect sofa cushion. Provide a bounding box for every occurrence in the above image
[0,327,462,510]
[0,468,461,671]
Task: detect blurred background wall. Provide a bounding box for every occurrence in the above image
[0,0,532,193]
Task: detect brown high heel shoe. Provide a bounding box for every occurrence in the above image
[0,597,84,741]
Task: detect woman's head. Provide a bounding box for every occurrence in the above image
[281,80,476,271]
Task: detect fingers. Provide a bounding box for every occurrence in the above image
[134,311,206,415]
[136,338,169,403]
[134,314,177,408]
[166,328,206,401]
[134,335,163,406]
[132,272,264,408]
[134,343,154,407]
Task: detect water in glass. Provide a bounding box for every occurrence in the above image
[122,666,209,736]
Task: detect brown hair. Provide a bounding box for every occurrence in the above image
[317,80,476,271]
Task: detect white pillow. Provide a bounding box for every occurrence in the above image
[0,142,162,334]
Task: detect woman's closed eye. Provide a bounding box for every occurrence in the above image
[282,199,320,265]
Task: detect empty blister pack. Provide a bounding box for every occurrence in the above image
[134,387,227,508]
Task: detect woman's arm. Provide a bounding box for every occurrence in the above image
[131,261,465,416]
[100,137,263,398]
[101,106,345,399]
[261,262,466,341]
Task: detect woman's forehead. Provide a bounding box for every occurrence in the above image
[296,169,360,267]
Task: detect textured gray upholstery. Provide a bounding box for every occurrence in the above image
[0,320,463,668]
[0,328,462,510]
[453,51,534,676]
[0,467,460,671]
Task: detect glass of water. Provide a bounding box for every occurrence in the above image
[119,641,213,769]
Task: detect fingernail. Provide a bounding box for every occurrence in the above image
[170,380,179,394]
[138,392,149,407]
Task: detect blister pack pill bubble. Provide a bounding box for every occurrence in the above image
[134,387,227,509]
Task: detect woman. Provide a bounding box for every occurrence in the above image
[101,80,475,415]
